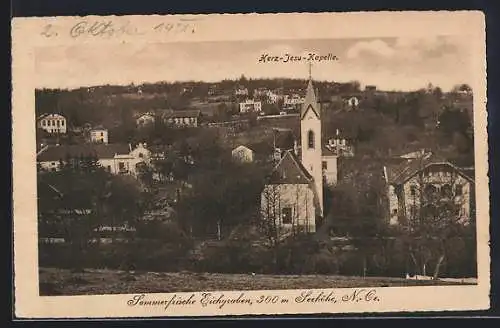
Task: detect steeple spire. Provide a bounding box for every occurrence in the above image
[302,75,319,119]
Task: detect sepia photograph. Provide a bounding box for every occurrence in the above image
[12,12,489,318]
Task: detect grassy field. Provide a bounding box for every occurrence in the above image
[38,267,469,296]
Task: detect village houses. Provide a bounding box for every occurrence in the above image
[38,113,67,134]
[37,142,151,176]
[260,77,338,235]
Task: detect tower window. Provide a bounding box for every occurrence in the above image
[322,161,327,170]
[307,130,315,149]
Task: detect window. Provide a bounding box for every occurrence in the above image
[56,120,60,127]
[42,120,46,126]
[455,185,463,196]
[61,120,65,126]
[410,185,416,196]
[392,209,398,215]
[107,165,111,172]
[307,130,315,149]
[282,207,292,224]
[118,162,125,170]
[424,184,437,196]
[441,184,452,198]
[100,132,104,137]
[138,153,144,158]
[322,161,327,170]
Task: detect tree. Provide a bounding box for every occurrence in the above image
[260,184,283,270]
[399,158,474,279]
[37,165,148,269]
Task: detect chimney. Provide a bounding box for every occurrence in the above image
[129,143,132,152]
[336,128,340,136]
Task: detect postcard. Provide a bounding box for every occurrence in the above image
[11,11,489,318]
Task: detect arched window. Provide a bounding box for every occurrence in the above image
[307,130,315,149]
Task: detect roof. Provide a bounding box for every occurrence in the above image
[267,150,312,184]
[232,145,253,153]
[322,146,337,157]
[90,127,108,132]
[164,109,201,119]
[38,113,65,120]
[385,154,475,185]
[301,79,321,120]
[37,144,131,162]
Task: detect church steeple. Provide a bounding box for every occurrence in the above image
[301,77,320,119]
[300,68,323,218]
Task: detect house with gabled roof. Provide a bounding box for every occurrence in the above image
[231,145,254,163]
[383,153,475,226]
[260,150,320,236]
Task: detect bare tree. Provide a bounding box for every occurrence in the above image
[401,157,472,279]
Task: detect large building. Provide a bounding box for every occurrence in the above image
[260,77,338,235]
[37,113,67,134]
[383,153,475,226]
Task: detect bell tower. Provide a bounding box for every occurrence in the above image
[300,73,323,217]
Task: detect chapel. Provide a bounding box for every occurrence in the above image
[260,76,338,235]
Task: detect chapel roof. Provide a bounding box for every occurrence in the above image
[267,150,312,184]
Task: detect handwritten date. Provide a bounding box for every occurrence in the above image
[69,20,143,38]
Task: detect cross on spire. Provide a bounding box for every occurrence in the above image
[308,61,313,80]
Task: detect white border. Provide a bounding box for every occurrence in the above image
[12,11,489,318]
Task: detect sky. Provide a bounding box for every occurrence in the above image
[35,36,472,92]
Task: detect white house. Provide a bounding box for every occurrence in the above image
[235,86,249,96]
[265,90,283,104]
[343,96,360,110]
[89,127,109,144]
[136,112,156,127]
[37,143,151,177]
[38,113,67,134]
[239,99,262,113]
[231,145,254,163]
[326,129,355,157]
[284,94,305,106]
